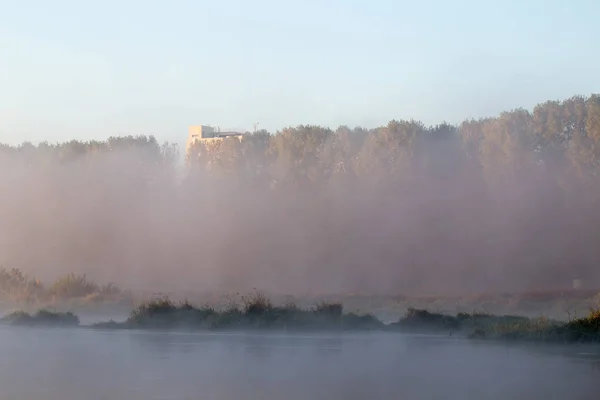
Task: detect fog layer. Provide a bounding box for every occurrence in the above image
[1,95,600,295]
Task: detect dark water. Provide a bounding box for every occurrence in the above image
[0,327,598,400]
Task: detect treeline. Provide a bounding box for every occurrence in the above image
[1,94,600,295]
[188,94,600,185]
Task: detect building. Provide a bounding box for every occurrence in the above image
[185,125,244,161]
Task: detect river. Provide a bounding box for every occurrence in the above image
[0,327,598,399]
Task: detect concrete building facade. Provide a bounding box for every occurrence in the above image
[185,125,244,161]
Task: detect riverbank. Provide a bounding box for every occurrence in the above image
[2,295,599,344]
[2,268,598,323]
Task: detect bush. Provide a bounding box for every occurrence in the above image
[127,296,217,328]
[129,296,177,323]
[1,309,79,327]
[392,308,460,331]
[94,294,383,331]
[313,302,343,318]
[0,268,132,306]
[241,291,273,316]
[50,273,99,299]
[6,301,600,344]
[0,267,46,303]
[550,308,600,342]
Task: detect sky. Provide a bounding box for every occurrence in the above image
[0,0,599,147]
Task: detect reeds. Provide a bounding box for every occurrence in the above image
[96,292,383,331]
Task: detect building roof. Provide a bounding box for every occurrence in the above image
[216,131,244,137]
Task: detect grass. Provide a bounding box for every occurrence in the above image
[89,293,600,343]
[388,308,532,336]
[0,267,133,308]
[478,308,600,343]
[390,307,461,331]
[310,289,600,322]
[0,309,80,327]
[1,268,598,324]
[394,307,600,344]
[0,267,46,303]
[93,292,384,331]
[1,291,599,345]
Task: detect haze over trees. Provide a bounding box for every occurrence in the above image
[1,94,600,296]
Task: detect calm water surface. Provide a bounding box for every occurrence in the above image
[0,327,598,399]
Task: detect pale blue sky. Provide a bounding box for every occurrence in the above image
[0,0,598,146]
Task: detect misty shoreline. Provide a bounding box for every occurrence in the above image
[2,295,599,346]
[2,94,600,346]
[1,268,600,325]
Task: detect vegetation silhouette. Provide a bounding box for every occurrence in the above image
[4,293,600,344]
